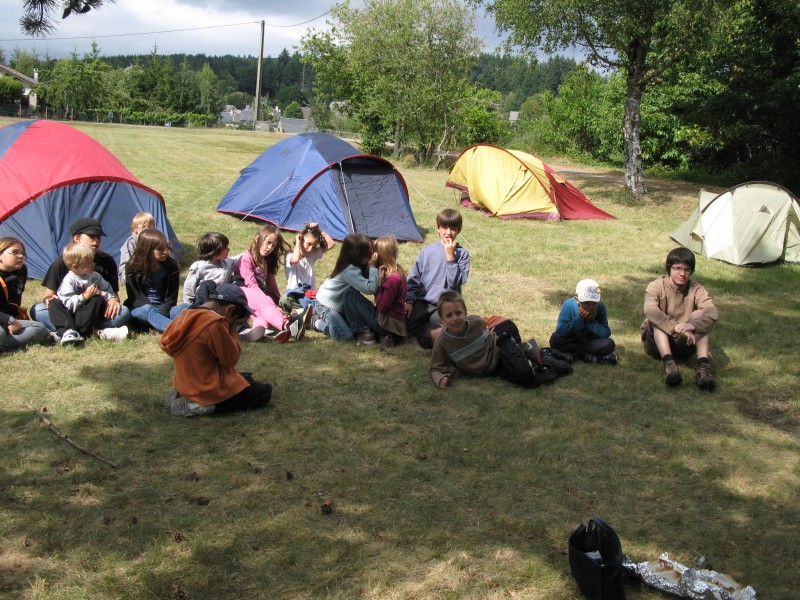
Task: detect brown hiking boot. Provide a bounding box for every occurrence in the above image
[695,362,716,390]
[663,359,682,386]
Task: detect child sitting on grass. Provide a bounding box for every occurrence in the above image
[405,208,470,337]
[124,229,189,332]
[280,222,335,313]
[236,224,309,343]
[374,234,407,346]
[161,283,272,417]
[182,232,235,305]
[314,233,379,344]
[641,247,718,390]
[50,243,128,345]
[549,278,617,364]
[118,211,155,285]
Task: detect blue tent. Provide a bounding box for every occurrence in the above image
[0,120,183,279]
[216,133,423,242]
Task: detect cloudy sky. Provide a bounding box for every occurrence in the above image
[0,0,506,60]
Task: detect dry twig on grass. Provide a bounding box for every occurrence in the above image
[26,404,119,468]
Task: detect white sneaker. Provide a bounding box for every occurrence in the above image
[60,329,83,346]
[96,326,129,341]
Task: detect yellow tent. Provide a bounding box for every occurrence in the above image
[446,144,614,221]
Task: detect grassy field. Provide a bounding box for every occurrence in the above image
[1,117,798,600]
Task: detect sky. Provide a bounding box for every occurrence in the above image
[0,0,507,60]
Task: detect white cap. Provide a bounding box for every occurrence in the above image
[576,279,601,302]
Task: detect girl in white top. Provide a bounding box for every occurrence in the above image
[281,223,336,312]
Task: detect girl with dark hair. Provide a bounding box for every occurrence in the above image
[182,232,235,304]
[124,229,189,332]
[0,236,49,351]
[314,233,380,343]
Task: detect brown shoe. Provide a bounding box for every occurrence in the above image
[695,362,716,390]
[663,359,682,386]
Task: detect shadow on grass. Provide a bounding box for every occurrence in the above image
[3,336,798,597]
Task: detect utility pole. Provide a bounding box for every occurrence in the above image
[253,20,265,131]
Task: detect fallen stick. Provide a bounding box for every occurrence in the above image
[26,404,119,469]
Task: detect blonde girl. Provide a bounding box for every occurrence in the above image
[374,234,407,344]
[124,229,188,332]
[236,224,308,342]
[0,237,49,351]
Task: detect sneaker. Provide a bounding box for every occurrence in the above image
[596,352,618,365]
[96,325,128,341]
[695,362,716,390]
[263,328,290,344]
[238,326,266,342]
[288,309,309,341]
[663,359,682,386]
[521,339,542,367]
[582,354,598,363]
[163,388,215,417]
[355,331,376,345]
[60,329,83,347]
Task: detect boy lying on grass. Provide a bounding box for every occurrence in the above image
[428,291,571,390]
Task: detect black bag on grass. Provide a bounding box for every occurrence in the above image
[568,517,625,600]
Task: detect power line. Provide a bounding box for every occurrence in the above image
[0,8,333,43]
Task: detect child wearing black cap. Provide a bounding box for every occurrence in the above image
[160,283,272,417]
[32,217,130,334]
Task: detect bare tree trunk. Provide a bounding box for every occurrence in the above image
[623,39,649,198]
[393,121,403,158]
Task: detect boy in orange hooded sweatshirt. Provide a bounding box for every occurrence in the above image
[160,283,272,417]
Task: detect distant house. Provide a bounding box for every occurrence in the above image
[509,111,519,126]
[278,116,317,134]
[0,64,37,113]
[218,103,254,126]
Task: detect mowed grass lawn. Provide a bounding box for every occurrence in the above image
[1,117,798,600]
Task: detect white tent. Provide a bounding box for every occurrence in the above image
[671,182,800,266]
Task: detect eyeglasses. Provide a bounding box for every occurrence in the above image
[671,265,692,274]
[2,249,26,257]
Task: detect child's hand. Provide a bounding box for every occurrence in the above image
[7,320,22,334]
[438,375,450,390]
[378,265,388,283]
[405,303,413,319]
[295,234,303,246]
[442,237,457,261]
[83,285,99,299]
[578,303,598,321]
[369,251,378,268]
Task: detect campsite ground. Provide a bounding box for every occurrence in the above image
[1,118,798,600]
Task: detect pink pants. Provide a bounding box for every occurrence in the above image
[242,286,288,330]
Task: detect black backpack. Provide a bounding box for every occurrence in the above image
[568,517,625,600]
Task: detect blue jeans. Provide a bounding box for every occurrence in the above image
[131,303,190,332]
[32,301,131,331]
[315,288,378,341]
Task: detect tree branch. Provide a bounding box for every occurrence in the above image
[26,403,119,468]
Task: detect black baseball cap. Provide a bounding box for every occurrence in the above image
[208,284,255,316]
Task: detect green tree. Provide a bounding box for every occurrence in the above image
[0,76,25,103]
[20,0,109,36]
[283,100,303,118]
[196,63,222,116]
[485,0,725,197]
[302,0,480,162]
[39,49,111,119]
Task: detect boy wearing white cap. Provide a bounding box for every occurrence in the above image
[549,278,617,364]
